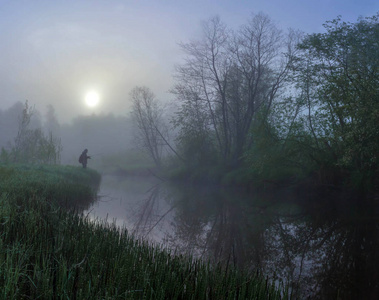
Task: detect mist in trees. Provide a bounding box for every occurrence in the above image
[169,13,378,192]
[0,101,62,164]
[0,102,24,149]
[130,86,169,168]
[292,15,379,190]
[60,113,134,164]
[0,13,377,193]
[0,101,135,166]
[1,11,376,300]
[171,13,300,170]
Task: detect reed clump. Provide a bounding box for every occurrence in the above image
[0,163,286,299]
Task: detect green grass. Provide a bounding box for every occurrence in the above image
[0,163,287,299]
[0,163,100,209]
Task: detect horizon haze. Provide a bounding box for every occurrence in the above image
[0,0,377,124]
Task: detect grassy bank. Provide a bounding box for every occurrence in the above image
[0,164,101,209]
[0,163,286,299]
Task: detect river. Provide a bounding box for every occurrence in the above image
[84,174,379,299]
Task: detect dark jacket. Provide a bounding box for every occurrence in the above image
[79,149,91,167]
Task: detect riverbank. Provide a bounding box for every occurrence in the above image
[0,163,286,299]
[165,163,379,199]
[0,163,101,209]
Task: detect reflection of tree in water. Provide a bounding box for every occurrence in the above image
[131,184,176,241]
[310,201,378,300]
[131,183,379,299]
[161,185,274,272]
[267,196,379,299]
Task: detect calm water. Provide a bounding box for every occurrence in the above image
[84,175,379,299]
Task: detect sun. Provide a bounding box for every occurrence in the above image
[85,91,100,107]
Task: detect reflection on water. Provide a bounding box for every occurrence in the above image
[84,175,379,299]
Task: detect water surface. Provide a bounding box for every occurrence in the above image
[84,175,379,299]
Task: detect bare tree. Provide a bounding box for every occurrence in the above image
[173,16,231,163]
[130,86,171,168]
[172,13,300,167]
[8,101,62,164]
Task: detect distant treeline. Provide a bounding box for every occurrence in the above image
[0,101,135,165]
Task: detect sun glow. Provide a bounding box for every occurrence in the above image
[85,91,100,107]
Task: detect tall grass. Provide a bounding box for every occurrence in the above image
[0,163,287,299]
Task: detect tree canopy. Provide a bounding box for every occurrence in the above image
[294,14,379,189]
[170,13,379,191]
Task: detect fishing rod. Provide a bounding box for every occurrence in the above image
[88,152,106,157]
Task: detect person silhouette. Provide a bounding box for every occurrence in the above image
[79,149,91,168]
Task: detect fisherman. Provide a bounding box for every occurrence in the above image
[79,149,91,168]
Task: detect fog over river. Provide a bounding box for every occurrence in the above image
[84,175,379,299]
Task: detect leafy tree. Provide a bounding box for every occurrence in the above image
[295,14,379,189]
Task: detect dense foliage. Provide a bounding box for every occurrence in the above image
[293,14,379,190]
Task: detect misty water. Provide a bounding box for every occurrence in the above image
[84,175,379,299]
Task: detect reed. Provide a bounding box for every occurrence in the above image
[0,163,286,299]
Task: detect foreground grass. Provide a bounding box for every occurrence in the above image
[0,164,286,299]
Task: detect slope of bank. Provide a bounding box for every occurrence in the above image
[0,163,286,299]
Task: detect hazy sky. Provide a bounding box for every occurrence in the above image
[0,0,377,123]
